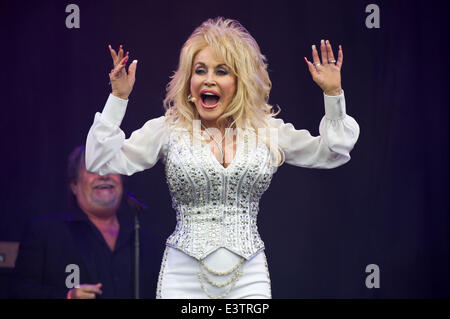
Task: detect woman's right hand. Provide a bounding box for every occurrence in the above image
[108,44,138,100]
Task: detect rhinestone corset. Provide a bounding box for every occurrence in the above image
[163,129,277,260]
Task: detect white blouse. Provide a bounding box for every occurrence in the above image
[86,90,359,175]
[85,91,360,259]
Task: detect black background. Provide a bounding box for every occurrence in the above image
[0,0,448,298]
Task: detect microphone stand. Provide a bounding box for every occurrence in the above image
[126,193,148,299]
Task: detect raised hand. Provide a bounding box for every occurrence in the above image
[304,39,343,96]
[108,44,138,100]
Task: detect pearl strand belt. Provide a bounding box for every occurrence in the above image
[197,257,245,299]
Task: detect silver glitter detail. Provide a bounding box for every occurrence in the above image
[262,251,272,298]
[156,246,169,299]
[164,129,276,260]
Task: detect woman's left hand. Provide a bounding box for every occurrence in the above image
[304,40,343,96]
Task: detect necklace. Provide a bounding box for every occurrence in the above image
[201,123,229,164]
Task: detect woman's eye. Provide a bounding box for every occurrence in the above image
[216,69,228,75]
[194,68,228,75]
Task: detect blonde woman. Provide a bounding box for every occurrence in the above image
[86,17,360,299]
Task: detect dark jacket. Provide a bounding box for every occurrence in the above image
[11,207,162,299]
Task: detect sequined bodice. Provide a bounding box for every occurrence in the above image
[164,129,277,260]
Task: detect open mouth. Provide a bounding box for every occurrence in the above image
[93,184,114,190]
[200,90,220,109]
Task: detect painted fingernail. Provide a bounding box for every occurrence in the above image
[125,51,129,57]
[321,39,324,45]
[304,57,308,64]
[312,45,316,50]
[326,40,330,44]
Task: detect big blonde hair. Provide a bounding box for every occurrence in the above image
[163,17,284,166]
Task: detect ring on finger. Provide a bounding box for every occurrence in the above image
[328,59,336,63]
[314,63,321,66]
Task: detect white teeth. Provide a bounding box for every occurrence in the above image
[203,92,218,96]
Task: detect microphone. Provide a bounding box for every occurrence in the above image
[126,192,148,212]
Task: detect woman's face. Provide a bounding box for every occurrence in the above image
[190,46,237,127]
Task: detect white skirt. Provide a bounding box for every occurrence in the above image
[156,246,272,299]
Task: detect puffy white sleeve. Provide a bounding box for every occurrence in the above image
[270,90,360,168]
[85,94,169,176]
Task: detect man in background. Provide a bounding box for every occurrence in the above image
[11,145,160,298]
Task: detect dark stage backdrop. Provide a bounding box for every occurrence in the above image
[0,0,448,298]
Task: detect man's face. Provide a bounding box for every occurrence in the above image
[71,162,123,216]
